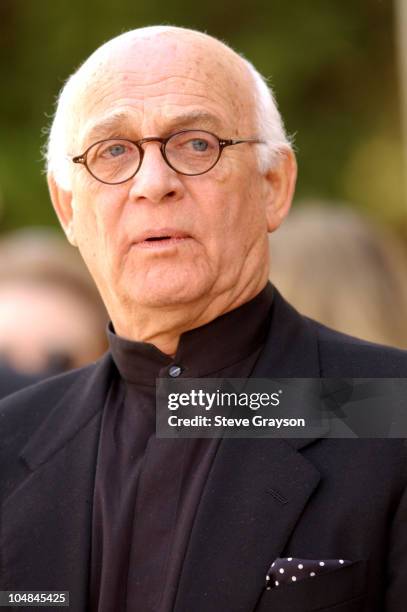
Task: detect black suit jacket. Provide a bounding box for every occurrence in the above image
[0,364,46,399]
[1,289,407,612]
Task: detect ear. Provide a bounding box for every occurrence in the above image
[47,173,77,246]
[263,148,297,233]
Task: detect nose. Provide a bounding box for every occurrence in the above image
[127,141,185,205]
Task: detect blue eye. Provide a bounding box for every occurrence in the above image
[191,139,208,152]
[107,144,126,157]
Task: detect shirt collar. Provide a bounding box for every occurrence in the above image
[108,282,274,386]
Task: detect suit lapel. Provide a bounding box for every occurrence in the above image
[174,289,324,612]
[1,353,115,611]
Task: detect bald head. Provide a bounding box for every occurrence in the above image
[46,26,291,189]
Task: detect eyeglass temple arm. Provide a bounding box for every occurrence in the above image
[220,138,265,146]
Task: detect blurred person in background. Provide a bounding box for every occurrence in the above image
[0,227,108,396]
[270,203,407,349]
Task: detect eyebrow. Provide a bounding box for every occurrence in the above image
[82,111,131,145]
[164,110,224,133]
[81,110,224,147]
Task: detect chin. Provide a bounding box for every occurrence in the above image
[122,268,214,308]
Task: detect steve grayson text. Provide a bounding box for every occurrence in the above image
[168,415,306,428]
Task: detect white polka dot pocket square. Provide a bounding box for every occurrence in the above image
[266,557,351,588]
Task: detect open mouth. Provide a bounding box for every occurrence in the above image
[134,232,192,249]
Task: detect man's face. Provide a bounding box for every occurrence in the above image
[51,33,293,329]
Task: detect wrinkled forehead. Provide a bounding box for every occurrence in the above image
[73,32,256,142]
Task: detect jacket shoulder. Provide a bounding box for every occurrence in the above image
[0,362,98,439]
[0,355,113,502]
[311,319,407,376]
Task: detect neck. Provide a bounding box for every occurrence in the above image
[111,273,269,355]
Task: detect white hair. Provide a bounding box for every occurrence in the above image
[45,28,293,190]
[243,59,293,171]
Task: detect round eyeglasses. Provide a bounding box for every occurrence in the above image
[72,130,263,184]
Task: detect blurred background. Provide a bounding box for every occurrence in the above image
[0,0,407,386]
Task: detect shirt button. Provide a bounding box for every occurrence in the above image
[168,364,182,378]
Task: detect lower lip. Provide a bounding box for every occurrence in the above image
[133,237,192,250]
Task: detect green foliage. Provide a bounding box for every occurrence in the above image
[0,0,404,231]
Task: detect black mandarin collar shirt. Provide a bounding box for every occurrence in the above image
[90,283,274,612]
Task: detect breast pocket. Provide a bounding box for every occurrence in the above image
[254,560,367,612]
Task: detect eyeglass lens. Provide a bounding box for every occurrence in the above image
[86,130,220,183]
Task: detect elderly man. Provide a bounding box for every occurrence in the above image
[1,26,406,612]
